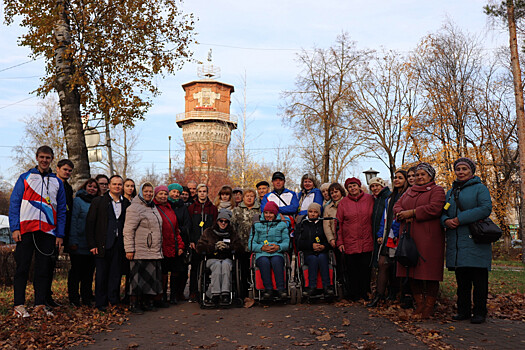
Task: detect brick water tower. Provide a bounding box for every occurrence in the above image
[176,59,237,185]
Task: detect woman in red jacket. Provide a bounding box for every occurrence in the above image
[154,186,184,306]
[394,163,446,319]
[336,177,374,301]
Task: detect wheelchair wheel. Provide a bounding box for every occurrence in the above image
[290,286,297,305]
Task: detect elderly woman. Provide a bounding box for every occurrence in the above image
[297,173,323,223]
[249,201,290,300]
[123,182,164,314]
[367,170,408,307]
[154,186,184,305]
[231,188,260,297]
[68,178,100,307]
[442,158,493,324]
[394,163,446,319]
[336,177,374,301]
[196,209,244,306]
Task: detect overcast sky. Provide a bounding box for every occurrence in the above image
[0,0,508,184]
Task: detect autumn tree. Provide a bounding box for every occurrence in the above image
[281,33,369,183]
[12,96,68,172]
[349,50,422,181]
[4,0,195,188]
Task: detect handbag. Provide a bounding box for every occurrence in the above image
[394,222,420,268]
[453,191,502,244]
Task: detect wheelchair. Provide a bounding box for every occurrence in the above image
[247,252,300,304]
[197,253,243,309]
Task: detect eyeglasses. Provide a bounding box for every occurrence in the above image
[99,182,108,187]
[218,219,229,224]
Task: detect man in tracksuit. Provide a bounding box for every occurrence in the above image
[9,145,66,318]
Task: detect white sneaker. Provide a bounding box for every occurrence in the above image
[34,305,54,317]
[13,305,30,318]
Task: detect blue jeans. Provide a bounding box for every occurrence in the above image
[305,253,330,288]
[256,255,285,291]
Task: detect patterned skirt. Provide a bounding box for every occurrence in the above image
[129,259,163,296]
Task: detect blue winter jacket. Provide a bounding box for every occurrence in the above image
[441,176,493,270]
[248,213,290,260]
[261,189,299,215]
[297,188,324,216]
[69,190,93,255]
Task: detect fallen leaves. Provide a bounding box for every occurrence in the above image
[315,332,331,341]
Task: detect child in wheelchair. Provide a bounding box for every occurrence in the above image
[249,201,290,300]
[295,203,335,298]
[196,209,244,306]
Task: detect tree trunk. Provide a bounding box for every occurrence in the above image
[54,0,90,189]
[322,116,330,183]
[506,1,525,263]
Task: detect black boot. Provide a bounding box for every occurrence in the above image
[366,294,385,308]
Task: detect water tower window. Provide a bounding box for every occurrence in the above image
[201,150,208,163]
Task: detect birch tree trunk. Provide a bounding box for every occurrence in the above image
[54,0,90,188]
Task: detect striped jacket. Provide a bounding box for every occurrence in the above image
[9,167,66,238]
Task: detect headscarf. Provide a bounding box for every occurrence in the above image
[415,162,436,181]
[138,182,155,207]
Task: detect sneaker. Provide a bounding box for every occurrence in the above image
[189,293,197,303]
[262,290,272,301]
[13,305,30,318]
[34,305,54,317]
[211,295,220,306]
[324,287,335,297]
[470,315,486,324]
[303,287,313,297]
[220,294,231,306]
[278,289,288,299]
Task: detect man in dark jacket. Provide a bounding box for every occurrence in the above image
[369,177,391,269]
[187,184,218,302]
[86,175,130,311]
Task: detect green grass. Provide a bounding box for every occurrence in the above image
[492,259,525,267]
[441,269,525,299]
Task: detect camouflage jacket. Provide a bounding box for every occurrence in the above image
[231,201,260,247]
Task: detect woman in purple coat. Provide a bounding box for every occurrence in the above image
[394,163,446,319]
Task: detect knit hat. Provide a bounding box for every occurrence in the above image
[453,157,476,174]
[368,177,385,188]
[415,162,436,180]
[272,171,285,181]
[168,183,183,193]
[154,185,169,196]
[344,177,362,189]
[307,202,322,213]
[217,209,233,222]
[263,201,279,215]
[256,181,270,188]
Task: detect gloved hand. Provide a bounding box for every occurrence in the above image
[215,241,229,250]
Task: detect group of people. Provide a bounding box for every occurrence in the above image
[9,145,494,325]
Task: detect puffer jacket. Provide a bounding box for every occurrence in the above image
[297,188,324,216]
[155,200,184,258]
[336,191,374,255]
[441,176,493,270]
[295,217,329,258]
[69,189,94,255]
[231,200,260,247]
[248,213,290,260]
[123,196,163,260]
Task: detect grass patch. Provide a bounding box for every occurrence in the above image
[492,259,525,267]
[441,268,525,299]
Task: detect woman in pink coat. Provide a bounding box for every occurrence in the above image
[336,177,374,301]
[394,163,446,319]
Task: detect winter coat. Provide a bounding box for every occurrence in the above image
[196,224,244,259]
[323,198,342,243]
[155,200,184,258]
[248,214,290,260]
[394,182,446,281]
[336,191,374,255]
[9,167,66,238]
[187,198,218,244]
[170,199,191,246]
[123,196,163,260]
[297,188,324,216]
[86,192,130,258]
[295,218,330,258]
[441,176,493,270]
[261,189,299,215]
[69,189,95,255]
[231,200,261,248]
